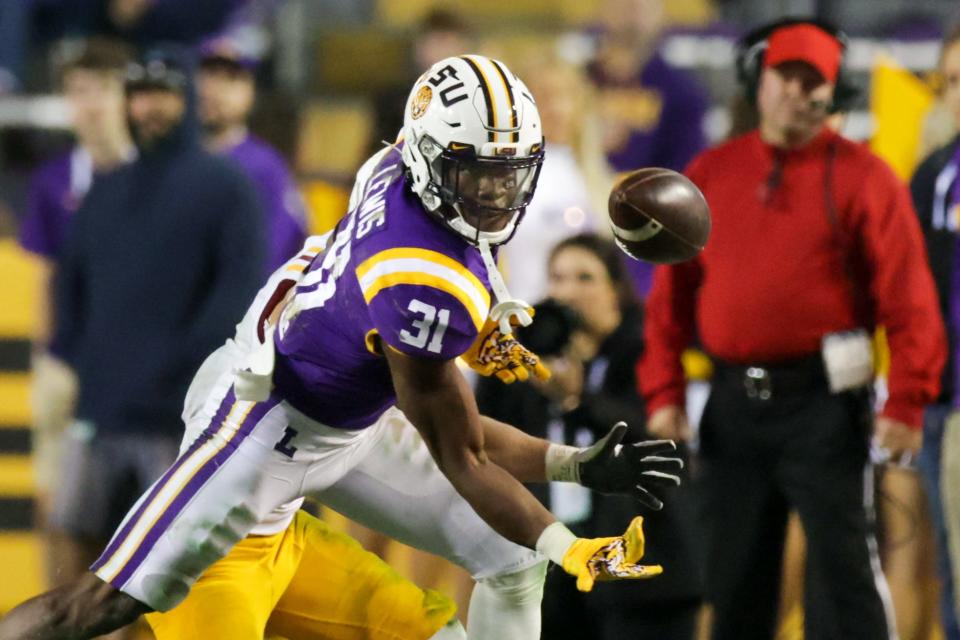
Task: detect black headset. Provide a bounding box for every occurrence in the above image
[735,17,859,113]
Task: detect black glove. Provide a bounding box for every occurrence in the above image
[577,422,683,510]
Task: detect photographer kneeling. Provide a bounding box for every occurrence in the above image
[476,233,703,640]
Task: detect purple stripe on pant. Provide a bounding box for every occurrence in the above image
[90,387,238,574]
[111,395,279,586]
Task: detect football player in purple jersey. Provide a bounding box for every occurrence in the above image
[0,55,682,640]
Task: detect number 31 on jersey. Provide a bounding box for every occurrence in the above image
[400,299,450,354]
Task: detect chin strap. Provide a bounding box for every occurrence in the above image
[477,238,532,335]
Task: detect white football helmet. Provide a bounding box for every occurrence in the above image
[401,54,545,246]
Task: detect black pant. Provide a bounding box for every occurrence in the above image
[699,374,891,640]
[541,564,699,640]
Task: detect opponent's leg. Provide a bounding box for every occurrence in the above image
[314,409,547,640]
[149,506,462,640]
[146,527,299,640]
[265,510,459,640]
[0,573,147,640]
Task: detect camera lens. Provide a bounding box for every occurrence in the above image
[515,299,581,357]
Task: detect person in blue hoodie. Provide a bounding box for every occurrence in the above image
[43,45,264,612]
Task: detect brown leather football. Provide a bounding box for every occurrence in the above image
[608,167,711,264]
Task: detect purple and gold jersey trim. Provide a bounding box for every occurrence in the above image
[355,247,491,330]
[364,329,381,355]
[91,388,279,586]
[284,244,325,274]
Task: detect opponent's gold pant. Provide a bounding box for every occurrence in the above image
[146,510,456,640]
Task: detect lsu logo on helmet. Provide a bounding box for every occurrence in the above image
[410,85,432,120]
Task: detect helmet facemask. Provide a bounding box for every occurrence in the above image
[416,134,544,246]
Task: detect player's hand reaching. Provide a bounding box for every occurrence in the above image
[462,312,551,384]
[561,516,663,592]
[546,422,682,510]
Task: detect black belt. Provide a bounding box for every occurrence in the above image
[712,354,828,400]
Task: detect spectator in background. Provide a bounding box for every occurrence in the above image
[0,0,29,92]
[410,7,473,75]
[45,46,264,635]
[368,7,474,155]
[17,38,136,586]
[587,0,708,298]
[19,39,135,343]
[33,0,248,48]
[909,23,960,640]
[588,0,707,174]
[197,37,306,273]
[503,56,599,304]
[478,233,701,640]
[639,19,945,639]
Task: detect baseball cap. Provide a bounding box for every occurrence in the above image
[125,51,188,93]
[198,37,259,73]
[764,23,843,83]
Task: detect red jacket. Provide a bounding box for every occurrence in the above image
[638,128,945,428]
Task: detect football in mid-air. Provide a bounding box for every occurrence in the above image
[607,167,711,264]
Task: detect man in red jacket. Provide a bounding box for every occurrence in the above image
[639,18,946,640]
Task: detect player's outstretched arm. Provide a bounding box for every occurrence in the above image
[385,345,556,548]
[0,572,149,640]
[475,415,548,481]
[480,417,682,511]
[385,347,666,591]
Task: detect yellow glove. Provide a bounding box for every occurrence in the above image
[461,312,551,384]
[560,516,663,592]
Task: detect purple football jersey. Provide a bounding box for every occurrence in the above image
[18,147,91,259]
[224,134,307,273]
[272,147,493,429]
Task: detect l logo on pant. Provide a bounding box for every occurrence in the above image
[274,426,299,458]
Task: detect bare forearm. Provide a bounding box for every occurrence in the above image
[390,354,555,549]
[410,393,555,548]
[479,415,548,482]
[443,450,556,548]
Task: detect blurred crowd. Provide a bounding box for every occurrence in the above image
[3,0,960,639]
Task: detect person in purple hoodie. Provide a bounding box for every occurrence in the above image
[196,38,307,273]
